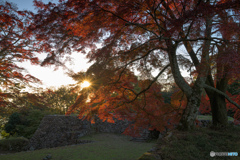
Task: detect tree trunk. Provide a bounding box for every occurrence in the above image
[209,94,228,127]
[178,85,203,130]
[178,94,201,130]
[207,76,229,128]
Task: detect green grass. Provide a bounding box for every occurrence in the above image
[0,133,155,160]
[1,115,238,160]
[197,115,235,122]
[147,126,240,160]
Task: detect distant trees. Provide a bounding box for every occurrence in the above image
[4,85,77,114]
[43,86,78,113]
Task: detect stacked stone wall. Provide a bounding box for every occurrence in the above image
[27,115,219,150]
[27,115,92,150]
[27,115,132,150]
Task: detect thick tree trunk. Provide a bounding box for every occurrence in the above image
[207,76,229,128]
[209,94,228,127]
[178,94,201,130]
[178,82,204,130]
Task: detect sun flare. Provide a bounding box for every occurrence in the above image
[81,80,91,88]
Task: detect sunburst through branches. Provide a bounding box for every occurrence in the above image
[81,80,91,88]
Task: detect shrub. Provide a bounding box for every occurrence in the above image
[0,137,29,151]
[2,107,66,139]
[4,112,22,136]
[3,110,46,138]
[0,130,10,138]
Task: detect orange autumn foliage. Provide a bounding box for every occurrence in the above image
[67,69,179,136]
[32,0,240,131]
[0,2,40,107]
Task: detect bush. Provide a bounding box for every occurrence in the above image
[2,107,66,139]
[4,112,22,136]
[3,109,46,139]
[0,137,29,151]
[0,130,10,138]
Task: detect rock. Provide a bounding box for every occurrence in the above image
[42,154,52,160]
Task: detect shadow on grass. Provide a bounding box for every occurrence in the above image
[0,133,155,160]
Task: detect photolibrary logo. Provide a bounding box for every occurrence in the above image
[210,151,238,157]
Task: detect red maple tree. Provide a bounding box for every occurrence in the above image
[67,67,179,136]
[0,2,40,107]
[32,0,240,131]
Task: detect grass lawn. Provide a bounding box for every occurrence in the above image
[1,115,239,160]
[197,115,235,122]
[0,133,155,160]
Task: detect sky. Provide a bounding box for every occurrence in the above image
[5,0,93,89]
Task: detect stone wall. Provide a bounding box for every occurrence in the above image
[93,116,132,133]
[27,115,217,150]
[27,115,133,150]
[27,115,92,150]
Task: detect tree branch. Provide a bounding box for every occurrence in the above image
[112,47,161,84]
[125,64,170,103]
[203,84,240,109]
[97,4,159,38]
